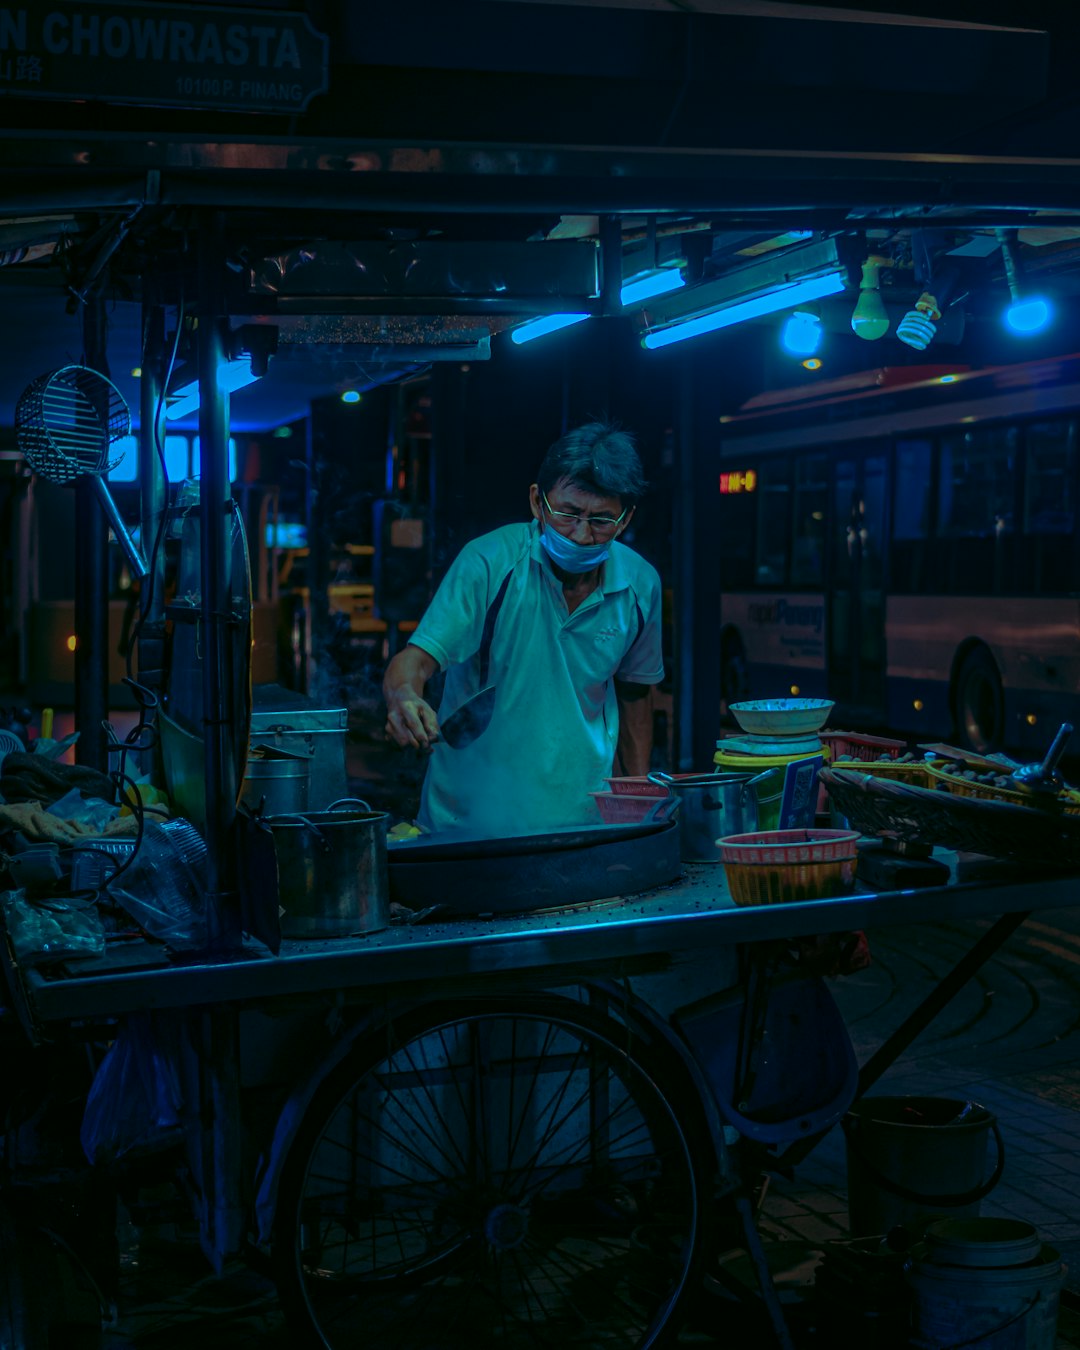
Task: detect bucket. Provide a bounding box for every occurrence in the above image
[907,1219,1064,1350]
[648,770,769,862]
[241,745,311,817]
[713,747,823,830]
[265,798,389,938]
[844,1096,1004,1238]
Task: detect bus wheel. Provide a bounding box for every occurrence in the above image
[721,635,748,719]
[953,647,1004,754]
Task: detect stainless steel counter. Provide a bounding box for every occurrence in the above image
[17,858,1080,1023]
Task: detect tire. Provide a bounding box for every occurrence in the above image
[953,647,1005,754]
[271,998,711,1349]
[0,1199,50,1350]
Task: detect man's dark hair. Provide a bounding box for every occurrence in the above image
[536,421,647,507]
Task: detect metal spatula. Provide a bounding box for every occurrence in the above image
[440,684,497,749]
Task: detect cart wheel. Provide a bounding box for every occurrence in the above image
[272,997,711,1349]
[0,1199,49,1350]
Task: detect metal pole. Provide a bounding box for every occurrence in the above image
[137,296,168,746]
[74,296,110,773]
[198,212,242,951]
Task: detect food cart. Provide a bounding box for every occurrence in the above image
[4,793,1078,1350]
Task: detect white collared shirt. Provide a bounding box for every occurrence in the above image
[410,520,663,836]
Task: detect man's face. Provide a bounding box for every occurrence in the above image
[529,478,633,543]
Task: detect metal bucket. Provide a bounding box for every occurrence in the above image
[266,798,389,938]
[242,746,311,818]
[649,771,771,862]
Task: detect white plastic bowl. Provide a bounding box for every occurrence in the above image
[729,698,835,737]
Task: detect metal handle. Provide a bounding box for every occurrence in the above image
[91,475,149,579]
[1039,722,1073,777]
[648,771,674,787]
[327,797,372,813]
[643,794,679,824]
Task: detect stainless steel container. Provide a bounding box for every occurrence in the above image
[250,686,348,812]
[266,798,389,938]
[241,746,311,817]
[649,770,772,863]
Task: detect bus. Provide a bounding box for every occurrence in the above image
[716,353,1080,756]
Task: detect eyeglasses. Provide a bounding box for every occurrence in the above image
[542,491,628,536]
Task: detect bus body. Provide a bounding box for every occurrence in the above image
[716,355,1080,755]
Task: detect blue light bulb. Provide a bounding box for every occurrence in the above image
[781,310,822,357]
[1005,297,1051,334]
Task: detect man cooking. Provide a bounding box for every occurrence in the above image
[383,421,664,836]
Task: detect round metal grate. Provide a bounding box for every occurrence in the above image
[15,365,129,484]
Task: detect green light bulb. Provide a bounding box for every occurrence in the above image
[851,258,891,341]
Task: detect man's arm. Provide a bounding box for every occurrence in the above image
[384,644,441,749]
[614,679,654,777]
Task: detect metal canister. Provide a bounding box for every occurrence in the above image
[265,798,389,938]
[648,771,772,863]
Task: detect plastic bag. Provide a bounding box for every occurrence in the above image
[80,1014,184,1164]
[106,819,208,950]
[46,788,119,833]
[0,888,105,966]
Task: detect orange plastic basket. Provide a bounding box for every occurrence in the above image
[718,828,859,906]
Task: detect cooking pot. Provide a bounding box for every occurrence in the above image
[264,797,389,938]
[649,770,773,863]
[241,745,311,818]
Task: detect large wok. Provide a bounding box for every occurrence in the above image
[387,818,681,915]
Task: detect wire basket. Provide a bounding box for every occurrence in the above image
[15,365,129,484]
[820,766,1080,867]
[924,759,1080,816]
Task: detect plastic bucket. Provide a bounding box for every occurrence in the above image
[907,1220,1064,1350]
[843,1096,1004,1238]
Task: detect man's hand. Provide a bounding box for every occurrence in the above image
[383,644,441,751]
[385,689,441,750]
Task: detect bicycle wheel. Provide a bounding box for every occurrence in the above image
[272,997,710,1349]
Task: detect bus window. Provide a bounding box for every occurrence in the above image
[937,427,1018,593]
[891,439,932,592]
[1022,420,1077,593]
[792,454,828,587]
[755,457,790,585]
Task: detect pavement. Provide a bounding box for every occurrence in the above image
[93,901,1080,1348]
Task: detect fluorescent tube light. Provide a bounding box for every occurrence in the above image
[642,271,847,350]
[510,313,589,345]
[165,358,261,420]
[620,270,685,305]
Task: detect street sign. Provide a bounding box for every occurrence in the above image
[0,2,329,114]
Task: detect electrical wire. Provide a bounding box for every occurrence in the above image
[124,289,185,680]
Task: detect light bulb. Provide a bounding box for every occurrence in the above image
[781,309,822,356]
[896,291,941,351]
[851,257,890,341]
[1005,297,1051,334]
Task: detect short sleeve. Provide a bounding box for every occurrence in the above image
[409,541,491,672]
[616,570,664,685]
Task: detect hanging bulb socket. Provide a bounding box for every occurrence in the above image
[896,291,941,351]
[851,255,891,341]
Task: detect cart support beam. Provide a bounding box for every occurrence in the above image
[198,212,242,951]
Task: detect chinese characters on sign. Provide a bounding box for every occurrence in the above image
[0,2,329,113]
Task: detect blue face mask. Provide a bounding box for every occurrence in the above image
[539,525,611,573]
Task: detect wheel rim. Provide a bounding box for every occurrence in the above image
[285,1011,699,1348]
